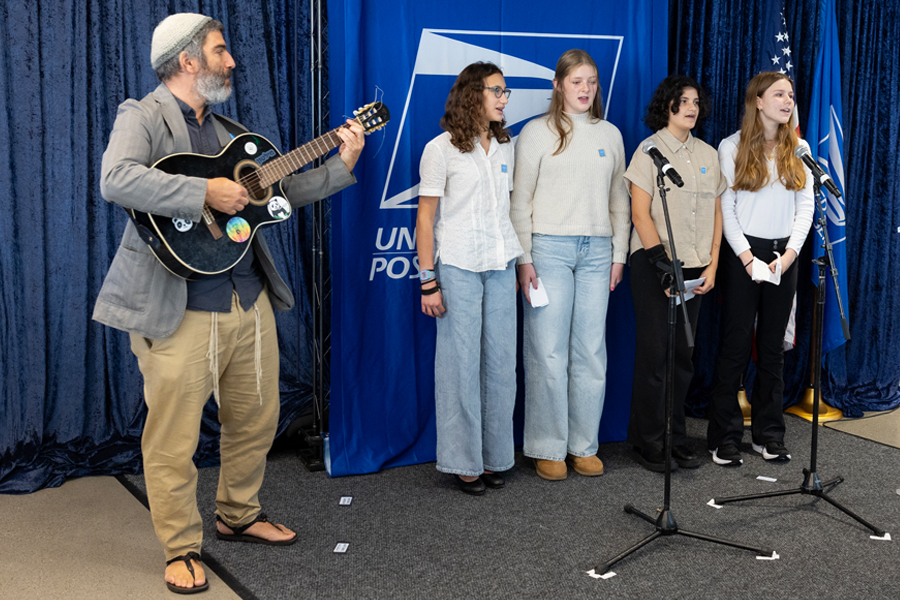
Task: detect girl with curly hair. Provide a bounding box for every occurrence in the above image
[510,49,630,481]
[625,75,726,472]
[416,62,523,495]
[707,72,814,467]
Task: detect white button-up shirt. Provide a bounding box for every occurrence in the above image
[419,132,523,272]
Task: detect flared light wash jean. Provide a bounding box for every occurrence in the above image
[522,235,612,461]
[434,258,517,476]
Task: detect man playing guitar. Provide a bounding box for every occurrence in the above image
[93,13,365,594]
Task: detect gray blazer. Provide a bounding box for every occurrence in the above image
[93,83,356,338]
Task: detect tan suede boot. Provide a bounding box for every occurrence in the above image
[567,454,604,476]
[534,459,567,481]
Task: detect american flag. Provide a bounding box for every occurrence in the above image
[760,2,799,130]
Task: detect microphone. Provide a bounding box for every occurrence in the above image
[642,139,684,187]
[794,145,842,198]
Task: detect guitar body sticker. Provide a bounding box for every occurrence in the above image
[244,142,258,155]
[254,149,276,166]
[267,196,290,220]
[226,217,251,243]
[172,218,193,232]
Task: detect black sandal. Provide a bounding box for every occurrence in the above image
[215,513,298,546]
[165,551,209,594]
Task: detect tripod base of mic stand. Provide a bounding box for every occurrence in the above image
[712,469,886,537]
[592,504,775,576]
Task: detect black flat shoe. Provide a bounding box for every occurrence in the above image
[631,447,677,473]
[672,445,701,469]
[480,472,505,489]
[457,476,486,495]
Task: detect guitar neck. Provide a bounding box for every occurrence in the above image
[255,127,346,187]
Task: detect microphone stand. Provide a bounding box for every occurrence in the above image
[592,168,774,577]
[708,180,887,539]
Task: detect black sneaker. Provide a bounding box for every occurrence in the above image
[672,445,701,469]
[631,447,677,473]
[709,444,743,467]
[752,441,791,462]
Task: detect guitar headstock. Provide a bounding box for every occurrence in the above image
[353,102,391,135]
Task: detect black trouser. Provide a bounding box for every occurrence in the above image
[707,236,798,450]
[627,249,703,454]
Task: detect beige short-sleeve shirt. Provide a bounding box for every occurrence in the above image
[624,128,727,268]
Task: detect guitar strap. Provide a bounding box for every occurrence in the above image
[212,113,248,139]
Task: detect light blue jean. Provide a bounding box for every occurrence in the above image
[434,258,517,476]
[522,235,612,461]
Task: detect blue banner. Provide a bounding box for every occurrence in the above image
[327,1,667,476]
[806,0,850,357]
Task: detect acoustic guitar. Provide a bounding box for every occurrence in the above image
[129,101,390,279]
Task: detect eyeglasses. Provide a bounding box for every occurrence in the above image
[484,86,512,99]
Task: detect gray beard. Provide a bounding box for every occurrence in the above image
[195,68,232,105]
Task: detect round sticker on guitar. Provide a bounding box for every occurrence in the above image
[267,196,290,220]
[226,217,251,243]
[244,142,258,155]
[172,218,193,232]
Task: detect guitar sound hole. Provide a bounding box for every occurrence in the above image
[234,160,273,206]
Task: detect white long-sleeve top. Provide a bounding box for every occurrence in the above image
[718,131,815,256]
[510,112,631,265]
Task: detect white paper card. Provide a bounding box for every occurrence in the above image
[586,569,616,579]
[339,496,353,506]
[529,278,549,308]
[757,476,778,482]
[334,543,349,553]
[675,277,706,305]
[751,252,782,285]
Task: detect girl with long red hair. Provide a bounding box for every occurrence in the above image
[707,72,814,467]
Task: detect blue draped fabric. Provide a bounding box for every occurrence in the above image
[818,1,900,414]
[672,0,900,416]
[0,0,312,493]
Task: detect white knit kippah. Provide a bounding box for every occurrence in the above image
[150,13,212,69]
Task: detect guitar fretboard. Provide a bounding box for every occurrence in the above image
[254,128,346,188]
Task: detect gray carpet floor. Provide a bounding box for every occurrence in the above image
[122,415,900,600]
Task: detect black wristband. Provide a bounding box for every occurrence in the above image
[743,260,753,268]
[421,282,441,295]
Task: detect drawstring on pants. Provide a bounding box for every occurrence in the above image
[207,312,221,407]
[254,303,263,406]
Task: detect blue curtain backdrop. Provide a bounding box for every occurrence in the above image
[0,0,314,493]
[670,0,900,418]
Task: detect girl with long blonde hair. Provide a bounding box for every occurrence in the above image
[510,49,630,481]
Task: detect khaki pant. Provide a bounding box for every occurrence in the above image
[130,289,280,561]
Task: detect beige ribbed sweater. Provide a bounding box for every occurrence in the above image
[510,112,631,265]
